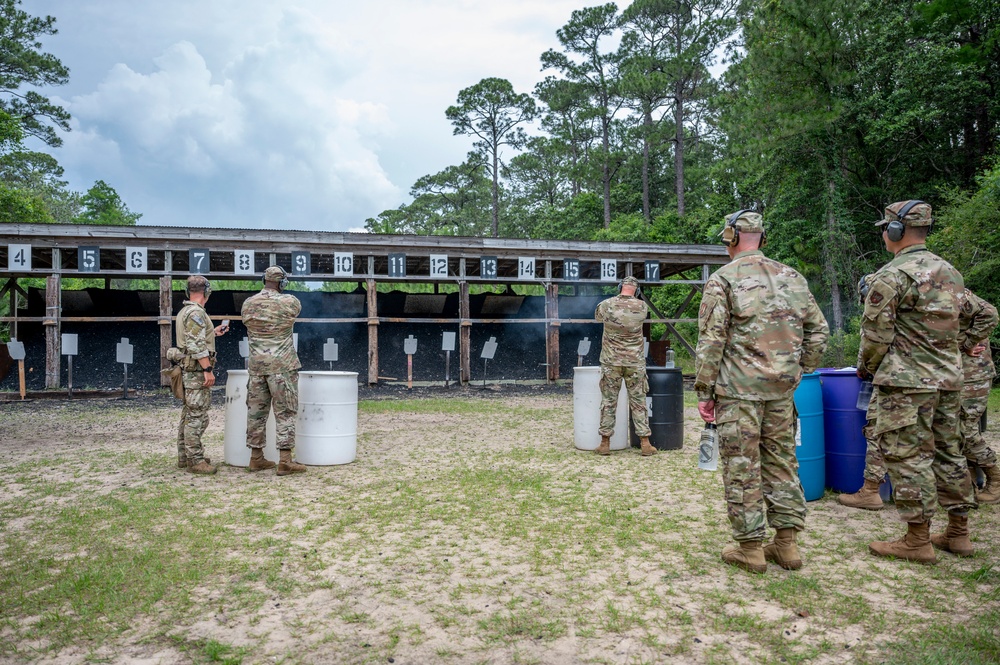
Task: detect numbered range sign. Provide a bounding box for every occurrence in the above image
[292,251,311,276]
[429,254,448,278]
[334,252,354,277]
[601,259,617,282]
[563,259,580,281]
[645,260,660,281]
[480,256,497,279]
[78,246,100,273]
[189,248,210,274]
[8,244,31,271]
[126,247,147,273]
[389,253,406,278]
[234,249,255,276]
[518,257,535,280]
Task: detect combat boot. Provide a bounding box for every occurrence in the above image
[187,459,217,475]
[277,449,307,476]
[178,456,210,469]
[639,436,657,456]
[595,436,611,456]
[248,447,276,472]
[931,512,974,557]
[763,528,802,570]
[837,478,884,510]
[721,540,767,574]
[868,521,936,564]
[978,465,1000,504]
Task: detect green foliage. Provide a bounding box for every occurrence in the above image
[0,182,54,224]
[73,180,141,226]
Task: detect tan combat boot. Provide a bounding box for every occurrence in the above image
[721,541,767,574]
[763,528,802,570]
[178,456,209,469]
[930,512,974,557]
[838,478,884,510]
[248,447,276,472]
[277,449,307,476]
[187,459,217,475]
[595,436,611,456]
[639,436,657,456]
[868,521,936,564]
[978,465,1000,504]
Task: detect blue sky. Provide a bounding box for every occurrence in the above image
[29,1,626,233]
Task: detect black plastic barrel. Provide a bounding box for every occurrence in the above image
[630,367,684,450]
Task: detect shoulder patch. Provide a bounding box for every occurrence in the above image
[868,291,883,306]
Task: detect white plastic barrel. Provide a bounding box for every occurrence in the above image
[295,371,358,465]
[224,370,278,466]
[573,366,630,450]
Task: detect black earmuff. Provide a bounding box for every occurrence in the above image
[617,280,641,298]
[722,209,755,248]
[885,200,925,243]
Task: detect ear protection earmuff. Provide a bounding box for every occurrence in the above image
[617,280,641,298]
[884,200,926,243]
[721,209,757,248]
[185,278,212,298]
[263,267,289,290]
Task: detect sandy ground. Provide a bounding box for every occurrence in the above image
[0,386,998,665]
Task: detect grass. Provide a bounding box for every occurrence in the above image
[0,389,998,664]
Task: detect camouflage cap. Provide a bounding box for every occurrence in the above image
[263,266,287,282]
[724,211,764,233]
[621,276,640,288]
[875,200,933,227]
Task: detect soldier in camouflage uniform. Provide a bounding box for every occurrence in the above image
[175,275,229,475]
[243,266,306,476]
[957,289,999,503]
[594,276,656,457]
[695,211,829,574]
[860,201,977,563]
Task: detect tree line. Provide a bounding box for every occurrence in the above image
[365,0,1000,333]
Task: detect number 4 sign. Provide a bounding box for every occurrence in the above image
[8,244,30,271]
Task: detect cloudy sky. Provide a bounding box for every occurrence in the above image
[29,1,626,233]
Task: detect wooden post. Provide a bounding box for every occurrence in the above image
[159,275,173,386]
[367,277,379,385]
[545,281,560,382]
[44,274,61,389]
[459,280,470,384]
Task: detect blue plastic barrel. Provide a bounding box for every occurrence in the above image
[818,369,867,493]
[793,372,825,501]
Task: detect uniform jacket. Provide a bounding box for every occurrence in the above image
[176,300,216,370]
[596,293,648,367]
[859,244,963,391]
[242,289,302,375]
[959,289,998,383]
[694,250,829,402]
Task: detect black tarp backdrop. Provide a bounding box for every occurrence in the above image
[1,289,619,390]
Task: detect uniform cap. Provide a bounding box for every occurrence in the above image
[726,211,764,233]
[264,266,287,282]
[621,276,640,288]
[875,200,933,227]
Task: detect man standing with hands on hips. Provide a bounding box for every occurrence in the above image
[695,210,828,573]
[859,200,977,563]
[243,266,306,476]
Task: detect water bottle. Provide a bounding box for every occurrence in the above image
[698,423,718,471]
[664,349,675,368]
[856,379,874,411]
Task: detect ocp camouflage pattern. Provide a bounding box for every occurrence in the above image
[694,250,829,402]
[958,289,997,384]
[596,293,648,367]
[242,289,302,375]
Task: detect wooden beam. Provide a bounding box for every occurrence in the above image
[160,275,172,386]
[545,281,560,382]
[44,274,61,389]
[366,278,378,385]
[459,280,470,384]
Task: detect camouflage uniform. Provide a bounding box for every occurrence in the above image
[859,237,976,523]
[957,289,998,467]
[243,282,302,451]
[596,277,650,438]
[695,215,829,543]
[175,300,216,464]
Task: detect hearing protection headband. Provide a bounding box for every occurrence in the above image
[884,200,927,243]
